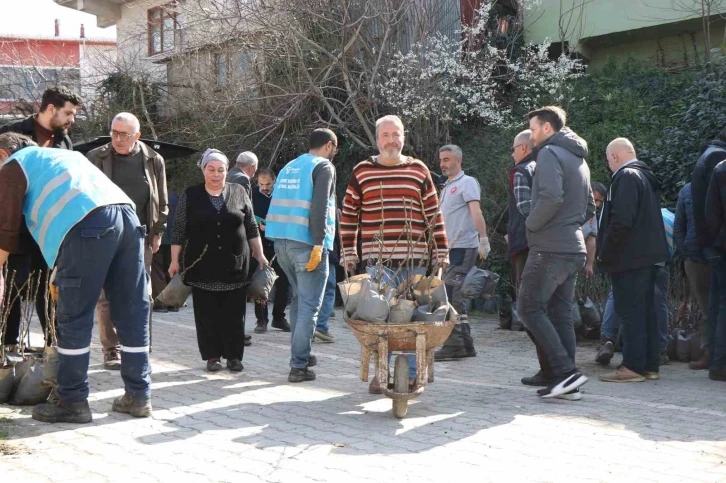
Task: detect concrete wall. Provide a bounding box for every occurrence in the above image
[584,24,726,69]
[524,0,724,46]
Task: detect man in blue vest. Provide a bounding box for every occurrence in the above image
[0,133,152,424]
[265,128,337,383]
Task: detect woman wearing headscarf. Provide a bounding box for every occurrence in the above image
[169,149,268,372]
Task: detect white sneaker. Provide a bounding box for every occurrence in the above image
[555,388,582,401]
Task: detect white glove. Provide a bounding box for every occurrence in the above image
[478,237,491,259]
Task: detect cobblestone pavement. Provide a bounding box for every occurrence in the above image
[1,303,725,483]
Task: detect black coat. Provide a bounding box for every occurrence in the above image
[596,161,669,273]
[691,140,726,247]
[704,159,726,253]
[0,116,73,150]
[182,183,256,285]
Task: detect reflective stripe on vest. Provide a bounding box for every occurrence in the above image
[265,153,335,249]
[6,147,133,267]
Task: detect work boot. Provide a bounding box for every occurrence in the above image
[271,318,291,332]
[689,352,709,370]
[112,394,152,418]
[595,341,615,366]
[434,325,468,361]
[709,368,726,381]
[254,322,268,334]
[32,400,92,424]
[461,322,477,357]
[288,367,316,383]
[104,350,122,371]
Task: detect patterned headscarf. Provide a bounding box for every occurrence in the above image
[197,148,229,170]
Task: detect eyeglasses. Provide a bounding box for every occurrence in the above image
[512,144,524,153]
[110,130,135,140]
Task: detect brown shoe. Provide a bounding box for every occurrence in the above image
[104,350,121,371]
[689,352,709,370]
[642,371,660,380]
[599,366,646,383]
[368,376,382,394]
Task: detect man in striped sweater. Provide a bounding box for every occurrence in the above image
[341,115,449,393]
[341,115,449,273]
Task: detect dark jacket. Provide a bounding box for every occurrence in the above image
[691,140,726,246]
[87,141,169,237]
[0,115,73,150]
[597,161,669,273]
[674,183,706,262]
[704,160,726,254]
[226,168,251,196]
[507,155,535,260]
[1,116,73,256]
[182,183,255,285]
[526,128,595,254]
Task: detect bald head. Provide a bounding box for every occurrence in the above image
[512,129,535,164]
[606,137,637,173]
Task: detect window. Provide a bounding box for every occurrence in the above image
[217,53,228,87]
[148,3,180,56]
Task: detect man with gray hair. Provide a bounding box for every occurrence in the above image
[86,112,168,370]
[434,144,490,361]
[227,151,259,196]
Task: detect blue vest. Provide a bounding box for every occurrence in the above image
[265,153,335,249]
[5,147,133,266]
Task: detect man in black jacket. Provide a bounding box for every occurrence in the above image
[597,138,669,383]
[703,159,726,381]
[0,86,81,348]
[692,128,726,247]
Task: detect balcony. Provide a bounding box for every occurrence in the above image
[54,0,124,28]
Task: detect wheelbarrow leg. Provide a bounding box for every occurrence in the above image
[427,349,435,383]
[377,337,388,389]
[361,346,371,382]
[416,332,426,387]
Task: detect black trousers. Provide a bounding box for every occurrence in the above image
[251,242,290,323]
[191,286,247,361]
[3,248,52,346]
[611,265,659,374]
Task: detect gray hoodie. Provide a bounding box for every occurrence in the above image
[525,128,595,254]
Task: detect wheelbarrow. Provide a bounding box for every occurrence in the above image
[345,312,456,418]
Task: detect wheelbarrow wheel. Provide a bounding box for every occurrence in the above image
[392,355,409,419]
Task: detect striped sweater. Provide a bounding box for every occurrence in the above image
[340,157,449,266]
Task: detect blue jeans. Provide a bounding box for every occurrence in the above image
[518,252,585,377]
[54,204,151,404]
[274,240,329,369]
[707,255,726,370]
[366,264,425,380]
[601,265,669,352]
[315,262,337,333]
[611,266,660,374]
